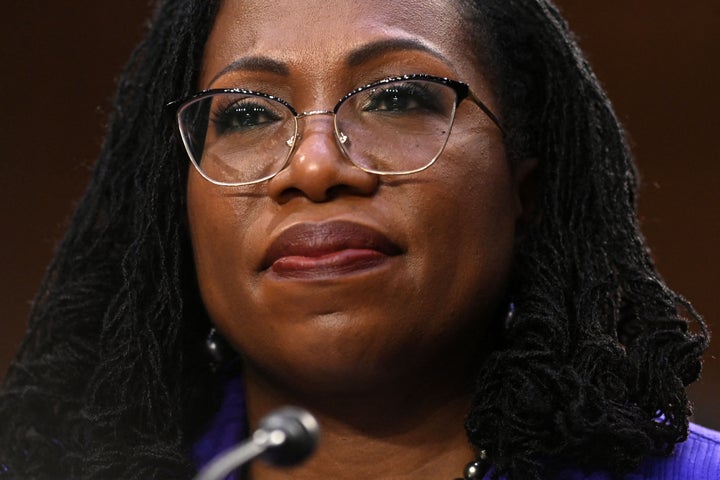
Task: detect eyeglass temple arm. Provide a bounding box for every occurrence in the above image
[467,90,506,137]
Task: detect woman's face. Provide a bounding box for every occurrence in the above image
[187,0,532,394]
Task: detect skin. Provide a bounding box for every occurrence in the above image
[187,0,536,478]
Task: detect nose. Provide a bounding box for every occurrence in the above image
[267,113,378,203]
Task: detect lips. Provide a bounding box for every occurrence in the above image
[262,220,402,278]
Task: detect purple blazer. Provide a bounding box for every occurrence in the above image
[193,377,720,479]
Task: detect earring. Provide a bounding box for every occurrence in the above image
[456,450,491,480]
[504,302,516,329]
[206,327,226,367]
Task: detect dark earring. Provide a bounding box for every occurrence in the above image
[504,302,516,329]
[206,327,228,368]
[455,450,492,480]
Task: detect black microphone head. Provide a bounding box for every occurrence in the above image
[257,406,320,467]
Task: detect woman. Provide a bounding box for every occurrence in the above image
[0,0,717,479]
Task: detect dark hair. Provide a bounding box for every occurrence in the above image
[460,0,708,477]
[0,1,708,479]
[0,1,221,478]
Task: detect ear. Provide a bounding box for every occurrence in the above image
[511,157,539,238]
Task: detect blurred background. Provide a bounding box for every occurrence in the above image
[1,2,718,429]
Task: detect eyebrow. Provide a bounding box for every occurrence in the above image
[208,56,290,86]
[345,38,451,67]
[209,38,451,87]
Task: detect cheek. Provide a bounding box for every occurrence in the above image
[186,173,264,328]
[405,138,517,316]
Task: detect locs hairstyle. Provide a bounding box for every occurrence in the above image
[0,1,708,479]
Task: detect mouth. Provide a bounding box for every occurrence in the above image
[262,220,402,279]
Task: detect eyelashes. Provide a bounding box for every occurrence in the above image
[211,97,286,134]
[205,77,451,140]
[359,82,443,114]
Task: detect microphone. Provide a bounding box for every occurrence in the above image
[193,406,320,480]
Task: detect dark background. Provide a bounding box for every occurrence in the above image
[1,3,718,429]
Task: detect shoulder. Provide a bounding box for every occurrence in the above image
[549,423,720,480]
[633,422,720,479]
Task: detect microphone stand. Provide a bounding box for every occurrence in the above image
[193,406,319,480]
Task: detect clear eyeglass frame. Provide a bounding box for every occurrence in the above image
[168,73,505,187]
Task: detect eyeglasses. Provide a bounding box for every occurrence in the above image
[170,74,503,186]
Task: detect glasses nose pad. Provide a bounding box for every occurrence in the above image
[286,122,348,149]
[285,122,342,148]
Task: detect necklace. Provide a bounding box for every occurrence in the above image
[454,451,491,480]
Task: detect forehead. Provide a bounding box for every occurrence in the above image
[200,0,483,91]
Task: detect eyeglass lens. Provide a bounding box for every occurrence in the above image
[178,79,459,185]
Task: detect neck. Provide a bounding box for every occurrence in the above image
[243,365,478,480]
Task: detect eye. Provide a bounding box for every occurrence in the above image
[211,96,285,134]
[361,82,442,114]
